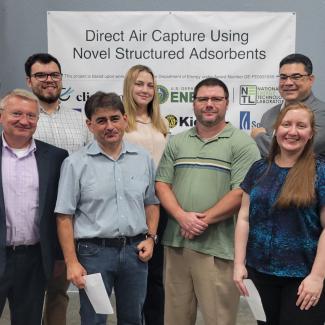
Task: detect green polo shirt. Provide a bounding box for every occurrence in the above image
[156,123,260,260]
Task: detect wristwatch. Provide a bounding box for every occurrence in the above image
[146,233,158,244]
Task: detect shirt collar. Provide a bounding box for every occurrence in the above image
[189,122,234,140]
[40,102,61,115]
[2,133,36,157]
[86,140,139,157]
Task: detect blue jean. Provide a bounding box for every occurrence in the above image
[77,238,148,325]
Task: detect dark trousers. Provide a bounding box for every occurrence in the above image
[0,244,46,325]
[248,266,325,325]
[143,207,168,325]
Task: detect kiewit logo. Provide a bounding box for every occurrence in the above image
[240,85,257,105]
[157,85,169,104]
[165,114,178,129]
[240,111,251,130]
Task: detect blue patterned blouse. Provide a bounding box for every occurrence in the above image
[241,159,325,277]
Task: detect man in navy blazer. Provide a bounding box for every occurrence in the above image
[0,89,68,325]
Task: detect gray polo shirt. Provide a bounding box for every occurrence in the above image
[55,140,159,239]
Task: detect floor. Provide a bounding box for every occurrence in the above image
[2,291,256,324]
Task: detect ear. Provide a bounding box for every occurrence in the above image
[26,77,32,89]
[86,119,93,133]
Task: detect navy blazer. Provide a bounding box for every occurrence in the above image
[0,138,68,279]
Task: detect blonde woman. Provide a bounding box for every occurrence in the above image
[123,65,168,325]
[234,104,325,325]
[123,65,168,167]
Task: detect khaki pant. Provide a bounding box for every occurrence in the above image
[164,247,239,325]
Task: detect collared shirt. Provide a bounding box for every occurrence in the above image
[1,135,39,245]
[156,123,260,259]
[55,140,159,239]
[33,104,92,154]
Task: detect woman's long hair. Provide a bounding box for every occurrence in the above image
[123,65,168,136]
[268,103,316,208]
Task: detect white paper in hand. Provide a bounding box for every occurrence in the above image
[243,279,266,322]
[84,273,114,314]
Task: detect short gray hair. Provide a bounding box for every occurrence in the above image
[0,89,40,112]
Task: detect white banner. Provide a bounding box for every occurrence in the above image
[48,11,296,134]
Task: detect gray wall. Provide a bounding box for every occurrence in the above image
[1,0,325,97]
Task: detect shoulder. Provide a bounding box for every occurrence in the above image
[124,140,152,161]
[168,128,194,143]
[227,124,259,149]
[35,139,68,158]
[262,103,282,118]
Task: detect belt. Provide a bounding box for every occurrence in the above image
[77,234,146,247]
[6,242,40,252]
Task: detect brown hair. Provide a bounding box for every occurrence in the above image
[123,65,168,136]
[268,103,316,207]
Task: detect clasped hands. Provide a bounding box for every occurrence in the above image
[178,211,209,239]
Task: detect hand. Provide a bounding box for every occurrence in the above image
[177,211,208,236]
[180,228,195,239]
[137,239,154,262]
[250,127,266,139]
[296,274,324,310]
[233,263,249,296]
[66,261,87,289]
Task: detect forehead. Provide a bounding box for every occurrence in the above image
[282,109,311,122]
[5,96,38,112]
[280,63,307,74]
[92,107,124,119]
[135,70,153,81]
[196,85,225,97]
[31,61,60,73]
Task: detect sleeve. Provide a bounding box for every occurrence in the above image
[155,136,177,184]
[144,156,160,206]
[240,160,262,194]
[230,138,261,190]
[254,106,280,158]
[54,157,81,215]
[254,132,272,158]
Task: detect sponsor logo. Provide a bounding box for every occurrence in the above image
[157,85,169,104]
[165,114,178,129]
[165,115,196,129]
[240,111,250,130]
[60,87,74,101]
[240,85,282,105]
[240,86,256,105]
[239,111,261,130]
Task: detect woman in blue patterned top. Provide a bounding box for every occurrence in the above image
[234,103,325,325]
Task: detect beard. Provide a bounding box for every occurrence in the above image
[36,93,60,104]
[32,83,61,104]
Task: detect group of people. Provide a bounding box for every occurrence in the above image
[0,52,324,325]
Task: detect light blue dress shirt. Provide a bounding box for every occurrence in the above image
[55,140,159,239]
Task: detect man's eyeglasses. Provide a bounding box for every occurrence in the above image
[31,72,63,82]
[0,109,38,121]
[194,96,226,104]
[278,74,311,82]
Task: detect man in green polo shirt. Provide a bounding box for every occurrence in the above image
[156,78,260,325]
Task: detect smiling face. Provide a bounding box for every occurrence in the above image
[27,61,62,104]
[86,107,127,149]
[131,71,155,109]
[279,63,314,104]
[193,85,229,128]
[0,95,39,148]
[275,108,313,156]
